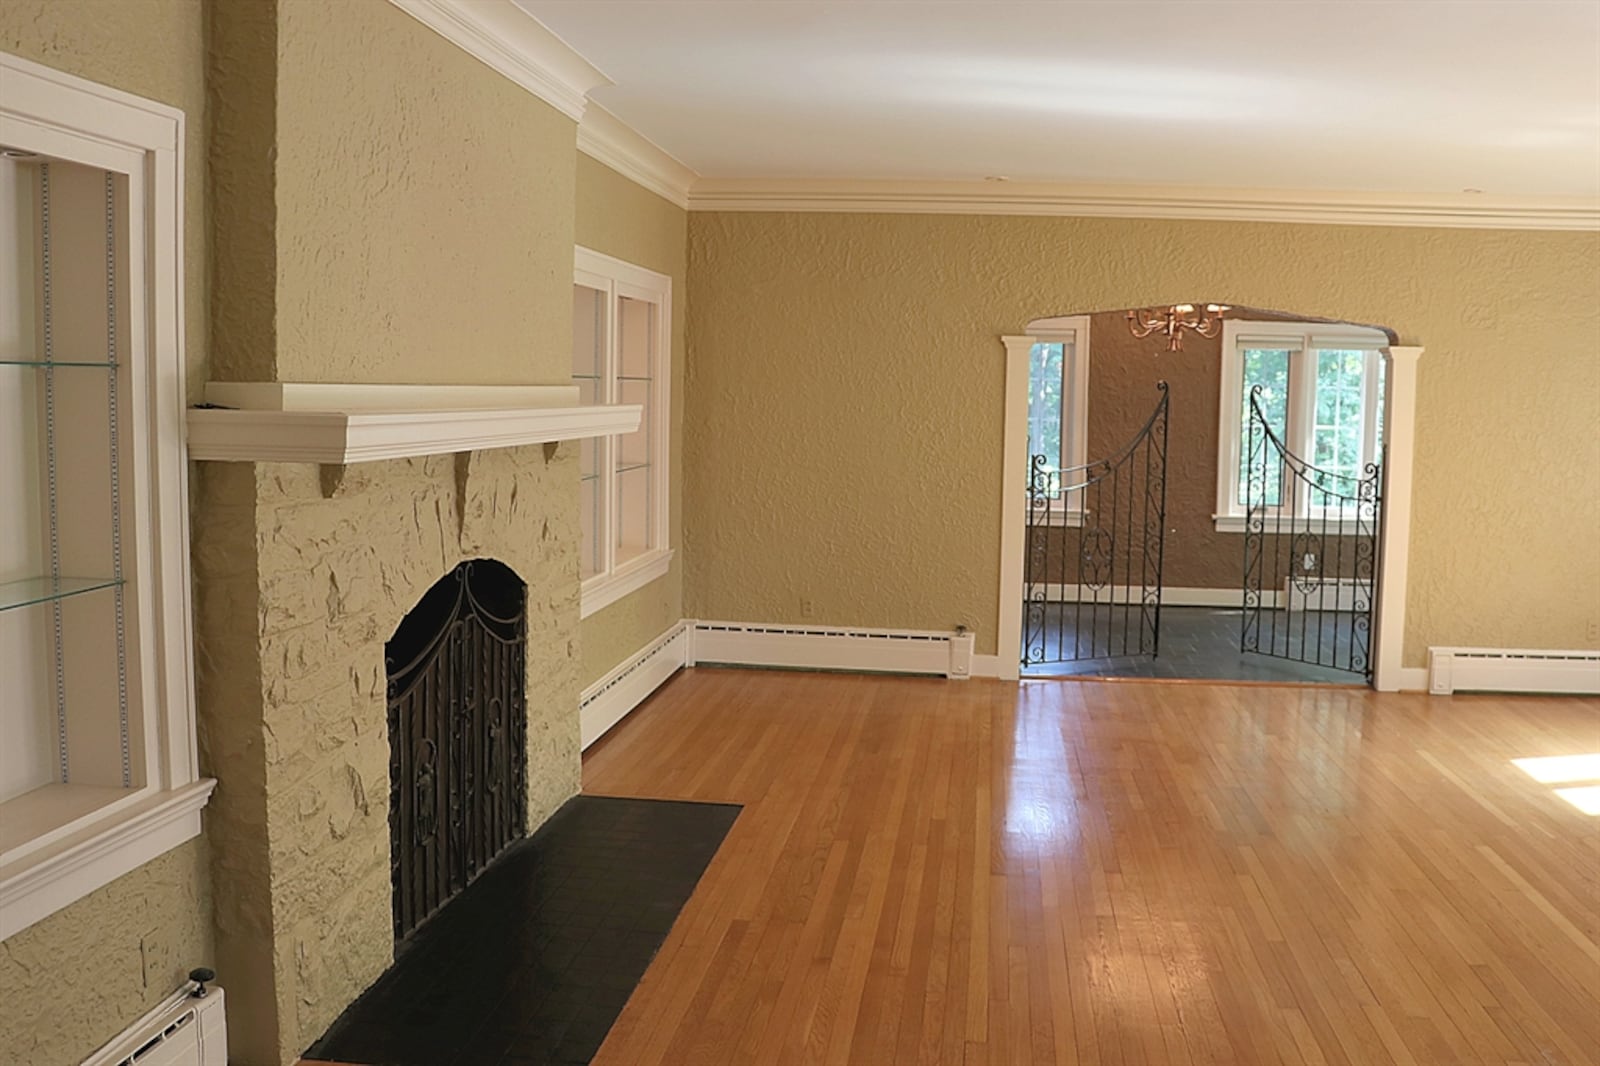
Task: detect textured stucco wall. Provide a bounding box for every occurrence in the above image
[273,0,575,384]
[573,154,688,686]
[685,213,1600,662]
[0,4,215,1064]
[0,838,213,1065]
[201,3,586,1061]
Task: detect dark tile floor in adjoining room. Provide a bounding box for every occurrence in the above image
[1022,605,1363,684]
[306,795,741,1066]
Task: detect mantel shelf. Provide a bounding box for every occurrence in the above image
[185,382,642,464]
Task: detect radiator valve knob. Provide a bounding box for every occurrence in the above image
[189,967,216,997]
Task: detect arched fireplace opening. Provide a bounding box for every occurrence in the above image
[386,558,528,942]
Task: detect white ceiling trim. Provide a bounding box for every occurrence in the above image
[388,0,610,121]
[688,179,1600,231]
[577,103,697,209]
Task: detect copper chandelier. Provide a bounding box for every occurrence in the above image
[1126,303,1231,351]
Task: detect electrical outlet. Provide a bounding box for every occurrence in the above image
[1587,618,1599,644]
[800,597,814,619]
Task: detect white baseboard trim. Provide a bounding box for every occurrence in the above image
[579,621,691,749]
[971,653,1004,679]
[691,620,977,679]
[1427,647,1600,696]
[1391,667,1428,693]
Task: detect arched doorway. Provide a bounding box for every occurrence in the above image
[998,305,1422,689]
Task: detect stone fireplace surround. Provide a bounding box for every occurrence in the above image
[193,442,582,1063]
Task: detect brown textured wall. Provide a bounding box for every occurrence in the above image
[1084,309,1236,589]
[573,154,688,685]
[0,3,215,1063]
[207,0,277,383]
[684,212,1600,662]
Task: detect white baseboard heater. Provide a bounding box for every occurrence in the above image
[692,620,975,679]
[579,619,984,750]
[1428,647,1600,696]
[83,983,225,1066]
[580,622,692,749]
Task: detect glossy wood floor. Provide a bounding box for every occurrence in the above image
[308,668,1600,1065]
[579,669,1599,1066]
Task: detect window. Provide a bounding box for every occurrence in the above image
[1023,316,1089,523]
[1215,319,1387,532]
[1,53,211,939]
[572,247,672,618]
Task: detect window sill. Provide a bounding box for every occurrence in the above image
[1214,513,1370,535]
[1026,506,1088,529]
[580,548,674,620]
[0,778,216,939]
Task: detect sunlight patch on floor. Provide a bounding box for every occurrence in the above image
[1511,753,1600,784]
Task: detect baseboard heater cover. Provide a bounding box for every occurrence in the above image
[82,986,226,1066]
[580,622,692,749]
[692,620,975,679]
[1428,647,1600,696]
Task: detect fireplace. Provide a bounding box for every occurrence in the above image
[387,559,529,942]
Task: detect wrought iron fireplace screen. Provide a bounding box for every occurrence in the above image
[387,558,528,942]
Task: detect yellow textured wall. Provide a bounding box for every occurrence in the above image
[573,154,688,686]
[684,213,1600,663]
[274,0,575,384]
[0,4,215,1064]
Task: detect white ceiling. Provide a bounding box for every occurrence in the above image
[518,0,1600,200]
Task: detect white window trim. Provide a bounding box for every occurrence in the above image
[1214,319,1388,535]
[0,53,213,939]
[573,246,673,620]
[1021,316,1090,526]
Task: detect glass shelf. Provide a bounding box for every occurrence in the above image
[0,576,122,613]
[0,358,118,369]
[615,462,650,475]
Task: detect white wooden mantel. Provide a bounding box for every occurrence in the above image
[186,383,640,463]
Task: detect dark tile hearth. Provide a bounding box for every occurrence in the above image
[306,795,741,1066]
[1022,605,1362,684]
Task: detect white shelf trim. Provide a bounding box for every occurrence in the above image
[203,381,578,412]
[0,779,216,940]
[580,547,673,619]
[187,382,642,463]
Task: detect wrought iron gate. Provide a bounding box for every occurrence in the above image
[1240,387,1380,678]
[387,559,528,942]
[1023,383,1170,668]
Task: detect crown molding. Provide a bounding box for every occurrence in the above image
[388,0,610,121]
[578,102,697,209]
[686,178,1600,231]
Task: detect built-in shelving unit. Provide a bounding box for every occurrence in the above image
[1,149,142,876]
[2,50,214,941]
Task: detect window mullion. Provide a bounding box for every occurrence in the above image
[600,281,619,580]
[1286,339,1317,518]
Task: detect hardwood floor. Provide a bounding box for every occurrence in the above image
[576,669,1599,1066]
